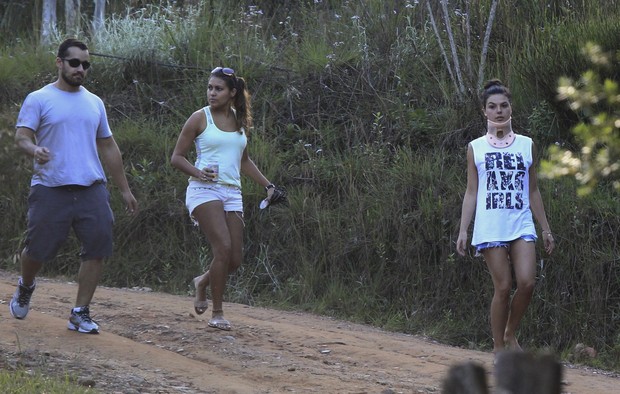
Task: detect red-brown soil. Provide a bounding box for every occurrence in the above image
[0,271,617,393]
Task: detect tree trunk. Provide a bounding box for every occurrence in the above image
[440,0,465,95]
[92,0,105,35]
[425,0,460,97]
[477,0,499,90]
[65,0,80,37]
[41,0,57,46]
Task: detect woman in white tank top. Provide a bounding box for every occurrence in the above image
[456,79,556,358]
[171,67,282,331]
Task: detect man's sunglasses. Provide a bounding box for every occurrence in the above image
[211,67,235,76]
[62,58,91,70]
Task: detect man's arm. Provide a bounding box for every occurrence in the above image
[15,127,51,164]
[97,136,138,214]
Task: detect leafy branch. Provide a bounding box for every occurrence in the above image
[541,43,620,195]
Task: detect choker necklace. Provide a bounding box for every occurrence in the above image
[485,117,515,148]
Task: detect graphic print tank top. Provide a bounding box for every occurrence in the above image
[470,134,536,245]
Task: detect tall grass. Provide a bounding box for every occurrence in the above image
[0,0,618,371]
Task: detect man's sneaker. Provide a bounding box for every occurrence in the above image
[9,278,36,319]
[67,306,100,334]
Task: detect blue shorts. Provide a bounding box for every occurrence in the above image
[186,181,243,220]
[24,183,114,263]
[474,235,537,257]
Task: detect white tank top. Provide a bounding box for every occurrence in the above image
[189,106,247,188]
[470,134,537,245]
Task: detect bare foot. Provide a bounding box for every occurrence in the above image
[503,335,523,351]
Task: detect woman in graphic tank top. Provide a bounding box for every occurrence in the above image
[456,79,556,356]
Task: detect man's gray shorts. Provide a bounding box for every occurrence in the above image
[24,183,114,263]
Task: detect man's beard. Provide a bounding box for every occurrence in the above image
[61,71,84,87]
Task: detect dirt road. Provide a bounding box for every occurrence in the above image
[0,271,617,393]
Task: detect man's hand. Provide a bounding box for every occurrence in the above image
[122,191,138,215]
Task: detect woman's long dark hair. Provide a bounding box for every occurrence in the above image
[211,68,252,136]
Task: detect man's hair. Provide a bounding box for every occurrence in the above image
[57,38,88,58]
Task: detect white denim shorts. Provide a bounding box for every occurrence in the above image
[186,181,243,219]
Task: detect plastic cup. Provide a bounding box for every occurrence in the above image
[204,163,219,182]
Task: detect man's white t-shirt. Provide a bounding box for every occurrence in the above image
[16,83,111,187]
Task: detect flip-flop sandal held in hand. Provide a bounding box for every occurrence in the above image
[193,277,208,315]
[208,316,232,331]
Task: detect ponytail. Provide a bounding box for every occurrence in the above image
[233,77,252,135]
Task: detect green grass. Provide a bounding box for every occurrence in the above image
[0,370,94,394]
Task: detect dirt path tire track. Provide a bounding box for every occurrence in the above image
[0,271,618,393]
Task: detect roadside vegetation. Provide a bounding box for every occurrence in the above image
[0,0,618,384]
[0,369,93,393]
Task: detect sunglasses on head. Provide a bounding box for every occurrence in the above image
[211,67,235,76]
[62,58,91,70]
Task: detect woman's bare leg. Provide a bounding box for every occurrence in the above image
[503,239,537,350]
[483,247,512,353]
[192,203,244,318]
